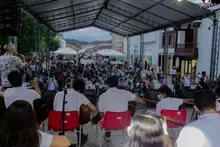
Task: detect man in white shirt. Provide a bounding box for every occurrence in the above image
[156,86,184,114]
[183,73,190,89]
[91,76,145,140]
[4,71,40,108]
[53,79,96,145]
[176,91,220,147]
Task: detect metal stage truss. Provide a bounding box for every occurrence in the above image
[7,0,218,78]
[210,11,220,84]
[17,0,213,36]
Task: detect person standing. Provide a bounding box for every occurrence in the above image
[183,73,191,89]
[0,43,24,90]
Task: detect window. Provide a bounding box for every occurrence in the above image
[162,33,165,46]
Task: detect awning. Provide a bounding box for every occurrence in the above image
[96,49,125,57]
[54,47,77,55]
[19,0,213,36]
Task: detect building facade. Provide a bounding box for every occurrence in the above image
[112,33,124,52]
[124,29,176,74]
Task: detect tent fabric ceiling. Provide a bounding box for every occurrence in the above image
[19,0,213,36]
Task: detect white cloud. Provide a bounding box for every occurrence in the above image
[63,27,112,42]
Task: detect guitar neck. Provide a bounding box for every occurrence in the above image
[162,115,185,127]
[143,98,158,104]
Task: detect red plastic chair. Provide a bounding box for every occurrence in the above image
[97,111,131,147]
[161,109,187,128]
[47,111,82,147]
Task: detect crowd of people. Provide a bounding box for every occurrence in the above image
[0,43,220,147]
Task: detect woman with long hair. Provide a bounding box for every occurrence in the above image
[0,100,70,147]
[126,115,173,147]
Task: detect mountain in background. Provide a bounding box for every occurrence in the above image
[65,39,88,47]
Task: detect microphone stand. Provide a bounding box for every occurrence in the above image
[60,88,67,135]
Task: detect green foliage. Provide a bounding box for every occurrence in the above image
[65,39,88,47]
[20,12,60,54]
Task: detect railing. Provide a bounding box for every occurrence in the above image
[174,43,198,58]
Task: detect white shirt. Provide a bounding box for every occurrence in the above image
[4,87,40,108]
[39,131,53,147]
[85,82,96,90]
[48,77,57,91]
[156,97,183,114]
[53,89,91,111]
[98,87,136,113]
[184,76,190,87]
[30,64,36,72]
[176,113,220,147]
[172,69,177,75]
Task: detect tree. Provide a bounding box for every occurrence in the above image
[19,12,60,54]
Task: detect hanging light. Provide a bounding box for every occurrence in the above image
[177,0,182,2]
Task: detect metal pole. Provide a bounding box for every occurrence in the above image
[37,22,40,75]
[127,37,130,63]
[13,36,18,51]
[140,34,144,70]
[164,28,169,79]
[210,12,220,84]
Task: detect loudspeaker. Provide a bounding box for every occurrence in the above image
[0,0,21,36]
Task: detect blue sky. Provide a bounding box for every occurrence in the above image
[63,27,112,42]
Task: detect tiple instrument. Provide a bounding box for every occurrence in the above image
[79,104,91,125]
[143,110,185,127]
[142,97,194,126]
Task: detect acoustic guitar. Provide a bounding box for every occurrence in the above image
[79,104,91,125]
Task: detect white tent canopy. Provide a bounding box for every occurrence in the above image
[96,49,125,57]
[54,47,77,55]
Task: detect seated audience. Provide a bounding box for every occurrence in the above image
[4,71,41,108]
[176,91,220,147]
[53,79,96,145]
[126,115,173,147]
[0,100,70,147]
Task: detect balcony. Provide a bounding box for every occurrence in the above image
[174,43,198,59]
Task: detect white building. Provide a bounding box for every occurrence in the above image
[124,4,220,79]
[124,29,176,74]
[112,33,124,52]
[196,5,220,77]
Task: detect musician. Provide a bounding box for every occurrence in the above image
[0,43,24,90]
[4,71,41,108]
[156,86,186,114]
[91,76,145,140]
[176,91,220,147]
[53,79,96,145]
